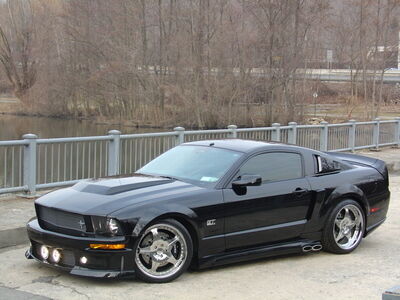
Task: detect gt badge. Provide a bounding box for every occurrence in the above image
[206,219,216,226]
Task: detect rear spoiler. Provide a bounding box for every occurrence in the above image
[326,152,388,182]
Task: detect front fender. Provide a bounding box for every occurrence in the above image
[131,204,198,237]
[111,202,199,240]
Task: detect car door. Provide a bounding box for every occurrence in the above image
[223,151,312,250]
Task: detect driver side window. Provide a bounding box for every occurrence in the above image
[238,152,303,183]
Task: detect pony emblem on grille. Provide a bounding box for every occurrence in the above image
[78,220,86,230]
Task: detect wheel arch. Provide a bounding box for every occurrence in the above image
[129,202,200,248]
[153,213,199,249]
[327,194,368,218]
[319,184,370,225]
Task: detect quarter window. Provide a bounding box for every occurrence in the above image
[238,152,303,182]
[315,155,342,174]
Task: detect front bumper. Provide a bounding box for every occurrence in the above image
[26,219,136,278]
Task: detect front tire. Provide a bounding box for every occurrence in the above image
[322,200,365,254]
[133,219,193,283]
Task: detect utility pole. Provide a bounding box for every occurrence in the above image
[313,92,318,117]
[398,31,400,69]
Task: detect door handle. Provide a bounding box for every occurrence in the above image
[293,188,308,197]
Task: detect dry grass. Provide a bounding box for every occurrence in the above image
[1,90,399,129]
[0,100,20,114]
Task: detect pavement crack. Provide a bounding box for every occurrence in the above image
[32,275,60,284]
[32,275,88,299]
[51,281,89,300]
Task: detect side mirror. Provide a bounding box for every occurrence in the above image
[232,174,262,187]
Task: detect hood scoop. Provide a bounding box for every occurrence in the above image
[73,176,173,195]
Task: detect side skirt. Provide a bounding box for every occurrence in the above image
[197,239,320,269]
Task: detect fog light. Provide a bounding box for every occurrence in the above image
[80,256,88,264]
[40,245,49,260]
[51,249,61,263]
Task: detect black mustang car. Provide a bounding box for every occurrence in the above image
[26,139,390,283]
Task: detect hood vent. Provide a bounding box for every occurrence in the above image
[74,176,173,195]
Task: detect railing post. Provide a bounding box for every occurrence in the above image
[320,121,329,151]
[348,120,356,152]
[373,118,380,151]
[288,122,297,145]
[22,134,38,196]
[227,125,238,138]
[271,123,281,142]
[394,117,400,148]
[108,130,121,176]
[174,127,185,145]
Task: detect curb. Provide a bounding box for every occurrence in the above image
[0,227,28,249]
[386,161,400,172]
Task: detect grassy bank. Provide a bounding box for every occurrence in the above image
[1,94,400,130]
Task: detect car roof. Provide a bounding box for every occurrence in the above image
[183,139,307,153]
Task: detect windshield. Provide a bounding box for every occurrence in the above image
[138,145,243,185]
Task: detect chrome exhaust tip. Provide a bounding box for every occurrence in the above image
[302,245,313,252]
[312,244,322,251]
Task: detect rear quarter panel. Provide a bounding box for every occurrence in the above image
[305,165,389,233]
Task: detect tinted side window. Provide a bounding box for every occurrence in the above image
[239,152,303,182]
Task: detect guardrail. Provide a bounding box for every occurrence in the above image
[1,117,399,195]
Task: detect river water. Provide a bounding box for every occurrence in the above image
[0,115,164,140]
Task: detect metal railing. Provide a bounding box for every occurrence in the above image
[1,117,399,195]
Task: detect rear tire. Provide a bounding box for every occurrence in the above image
[322,200,365,254]
[133,219,193,283]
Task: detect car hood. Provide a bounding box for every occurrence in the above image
[35,175,204,216]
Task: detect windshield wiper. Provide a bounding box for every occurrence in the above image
[136,172,178,181]
[157,175,178,181]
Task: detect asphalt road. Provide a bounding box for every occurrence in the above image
[1,176,399,300]
[141,66,400,83]
[0,96,18,103]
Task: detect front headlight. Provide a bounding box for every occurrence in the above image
[107,218,119,235]
[91,217,122,236]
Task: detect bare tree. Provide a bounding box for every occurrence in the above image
[0,0,398,127]
[0,0,36,102]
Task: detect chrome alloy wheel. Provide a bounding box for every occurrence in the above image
[333,204,364,250]
[135,223,188,280]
